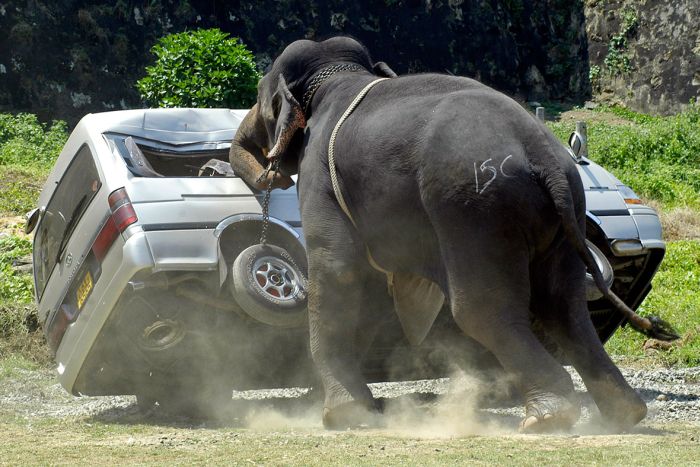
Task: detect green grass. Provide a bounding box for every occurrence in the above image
[606,240,700,365]
[0,235,33,304]
[0,113,67,167]
[0,112,67,217]
[0,165,47,216]
[0,415,698,466]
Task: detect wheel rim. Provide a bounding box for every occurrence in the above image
[251,255,302,301]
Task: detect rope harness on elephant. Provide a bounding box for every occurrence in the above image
[327,77,392,278]
[326,78,447,346]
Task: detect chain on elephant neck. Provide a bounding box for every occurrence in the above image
[302,64,364,115]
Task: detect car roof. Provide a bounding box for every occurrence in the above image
[81,108,249,146]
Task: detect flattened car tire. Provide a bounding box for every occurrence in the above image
[231,244,308,327]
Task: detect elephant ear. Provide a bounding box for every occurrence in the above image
[267,74,306,161]
[373,61,398,78]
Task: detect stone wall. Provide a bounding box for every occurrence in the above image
[585,0,700,115]
[0,0,589,125]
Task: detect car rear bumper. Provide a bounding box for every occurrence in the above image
[54,230,154,394]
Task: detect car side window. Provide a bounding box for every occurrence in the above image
[33,145,102,299]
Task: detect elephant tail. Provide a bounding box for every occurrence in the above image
[537,156,679,342]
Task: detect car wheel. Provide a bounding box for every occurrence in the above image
[231,244,308,328]
[585,239,614,301]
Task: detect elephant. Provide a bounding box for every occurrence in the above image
[228,36,668,433]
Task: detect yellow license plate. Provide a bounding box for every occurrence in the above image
[76,271,93,310]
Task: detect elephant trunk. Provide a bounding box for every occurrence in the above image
[267,104,306,162]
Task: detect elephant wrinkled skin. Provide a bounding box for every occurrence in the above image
[229,37,648,432]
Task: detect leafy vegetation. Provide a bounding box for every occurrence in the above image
[0,234,46,364]
[0,235,33,304]
[0,113,67,168]
[603,8,638,77]
[136,28,261,109]
[0,113,68,217]
[0,166,46,217]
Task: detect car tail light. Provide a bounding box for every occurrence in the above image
[93,188,138,262]
[46,304,78,353]
[46,188,138,354]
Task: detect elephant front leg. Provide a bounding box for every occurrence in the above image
[306,240,380,429]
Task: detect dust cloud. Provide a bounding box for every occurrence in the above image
[237,369,518,437]
[379,371,512,438]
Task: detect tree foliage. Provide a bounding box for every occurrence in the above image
[136,29,260,109]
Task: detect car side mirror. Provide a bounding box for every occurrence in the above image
[569,132,582,157]
[25,206,45,234]
[567,121,588,164]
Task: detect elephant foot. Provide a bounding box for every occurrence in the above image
[594,383,647,431]
[322,400,382,430]
[519,391,580,433]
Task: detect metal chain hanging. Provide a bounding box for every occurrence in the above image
[257,156,281,245]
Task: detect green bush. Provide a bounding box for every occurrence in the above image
[0,113,67,167]
[136,28,261,108]
[0,235,33,304]
[0,166,45,216]
[548,104,700,208]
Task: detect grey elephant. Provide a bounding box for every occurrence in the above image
[229,36,669,432]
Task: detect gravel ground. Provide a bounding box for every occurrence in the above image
[1,366,698,427]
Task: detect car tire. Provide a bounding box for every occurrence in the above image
[231,244,308,328]
[585,239,614,301]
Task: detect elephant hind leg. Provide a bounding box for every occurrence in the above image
[531,250,646,431]
[442,239,580,432]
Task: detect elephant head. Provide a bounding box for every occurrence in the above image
[229,37,397,189]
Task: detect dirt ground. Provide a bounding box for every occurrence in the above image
[1,365,699,465]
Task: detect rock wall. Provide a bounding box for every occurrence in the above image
[585,0,700,115]
[0,0,588,125]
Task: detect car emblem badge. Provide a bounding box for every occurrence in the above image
[65,253,73,267]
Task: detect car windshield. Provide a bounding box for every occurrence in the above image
[33,145,102,299]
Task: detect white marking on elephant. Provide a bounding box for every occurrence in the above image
[474,158,497,194]
[473,155,516,194]
[500,154,515,177]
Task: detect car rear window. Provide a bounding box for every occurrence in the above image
[33,145,102,299]
[103,133,233,177]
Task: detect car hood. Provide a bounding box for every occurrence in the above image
[575,158,621,190]
[576,158,630,214]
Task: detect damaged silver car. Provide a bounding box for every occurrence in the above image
[26,108,666,416]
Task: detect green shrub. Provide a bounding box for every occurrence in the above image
[136,28,261,109]
[0,235,33,304]
[0,113,67,167]
[0,166,45,216]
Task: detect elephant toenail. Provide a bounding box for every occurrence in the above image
[519,416,539,433]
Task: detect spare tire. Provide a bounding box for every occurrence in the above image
[585,239,614,301]
[231,244,308,327]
